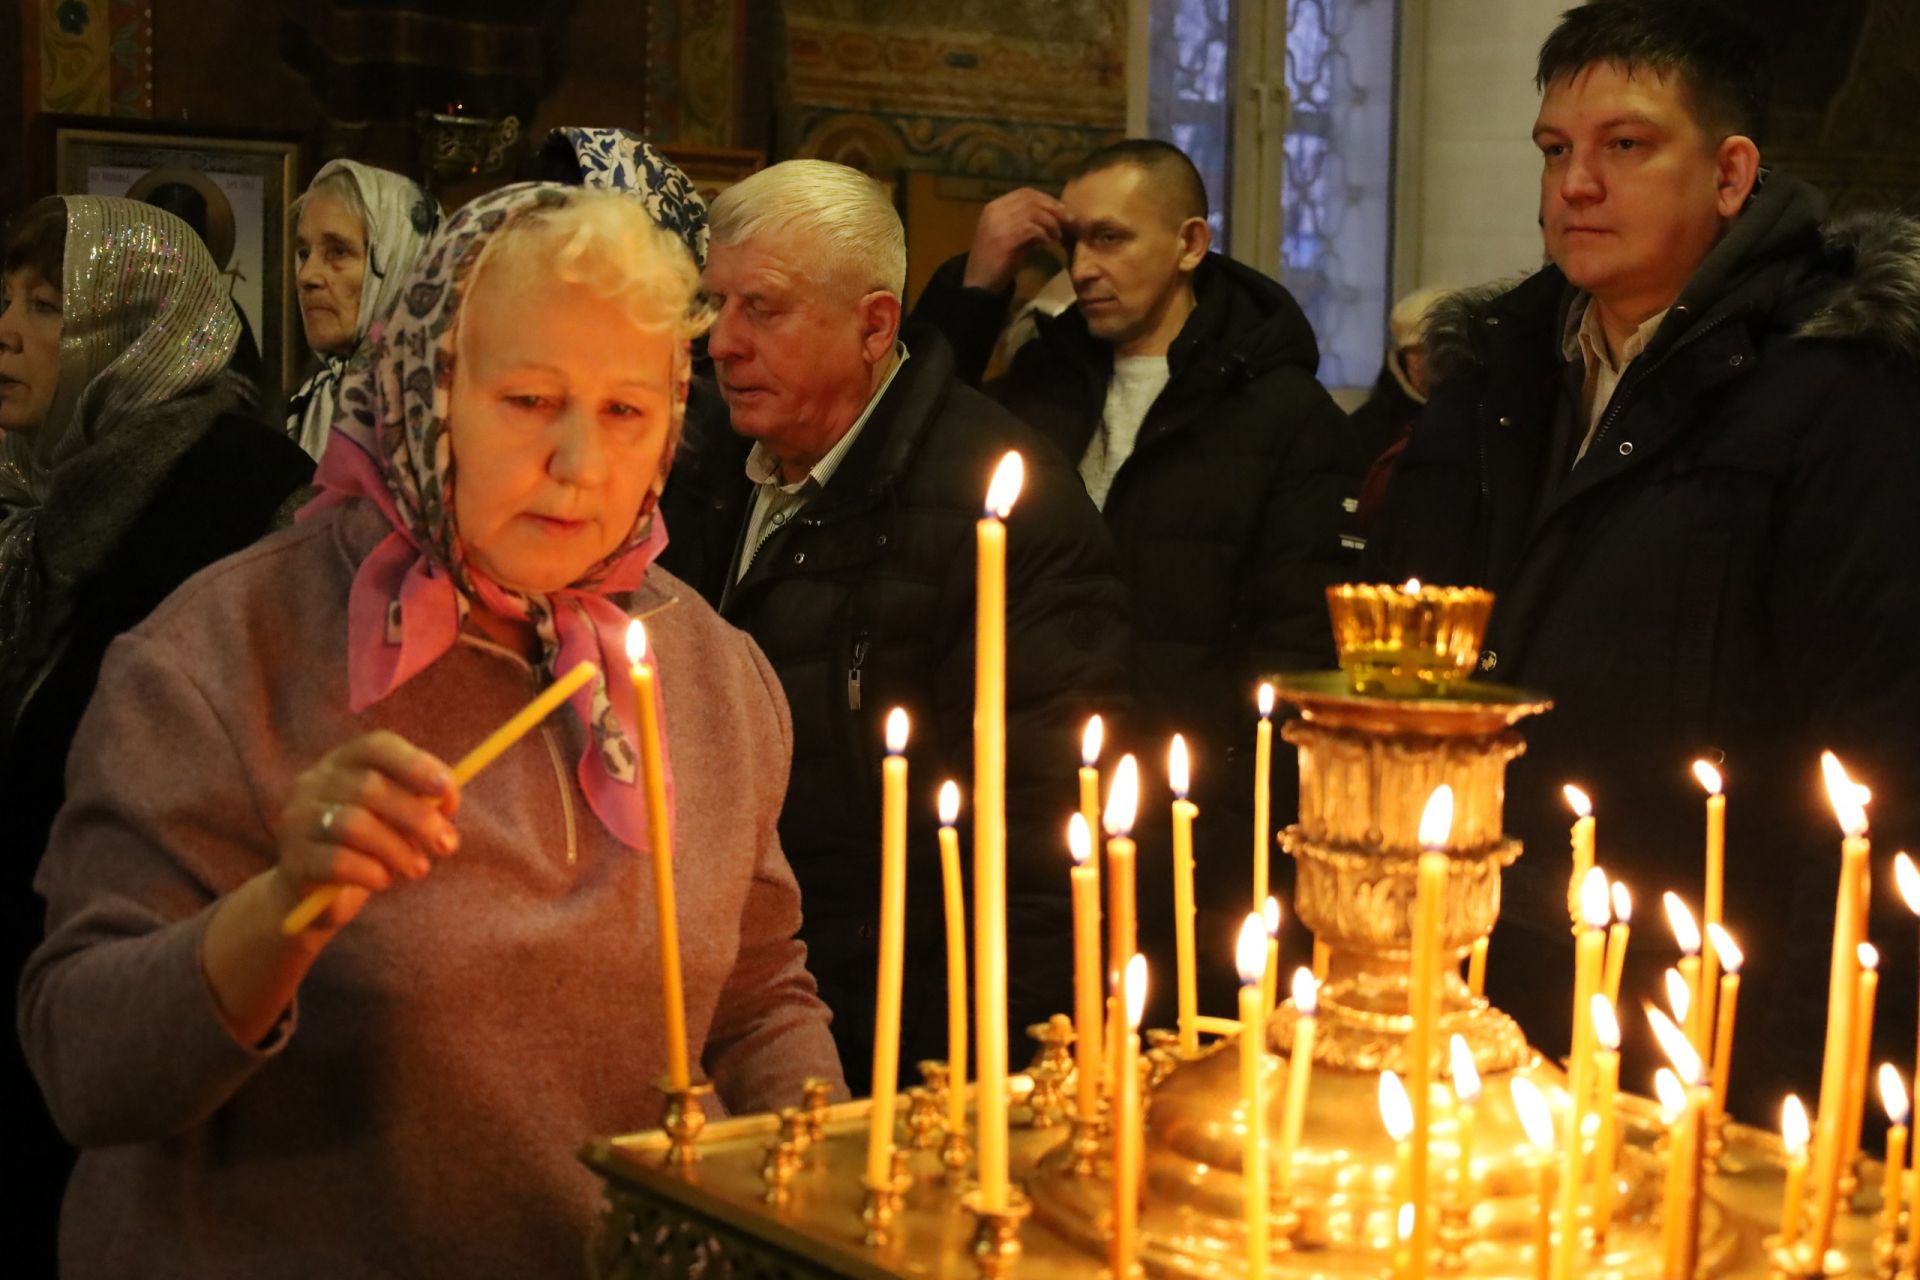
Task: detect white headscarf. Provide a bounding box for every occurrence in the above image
[284,160,439,459]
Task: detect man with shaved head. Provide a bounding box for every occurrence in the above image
[915,139,1361,1017]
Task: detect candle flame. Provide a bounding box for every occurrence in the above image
[1821,751,1869,838]
[1257,682,1275,718]
[1611,880,1633,923]
[1104,754,1139,837]
[1066,812,1091,866]
[1397,1203,1414,1243]
[1292,967,1319,1017]
[1591,993,1621,1051]
[1081,715,1103,768]
[885,707,909,755]
[1378,1070,1413,1142]
[1880,1064,1910,1126]
[1563,783,1592,818]
[1263,895,1281,939]
[984,451,1024,519]
[1403,578,1422,595]
[1654,1067,1687,1123]
[624,619,648,666]
[1236,914,1268,987]
[1859,941,1879,971]
[1168,734,1190,798]
[939,780,960,827]
[1664,968,1692,1026]
[1419,785,1455,851]
[1781,1095,1810,1154]
[1692,759,1723,796]
[1510,1076,1555,1153]
[1124,953,1148,1028]
[1705,922,1743,974]
[1580,866,1611,929]
[1645,1004,1704,1086]
[1662,892,1701,955]
[1450,1034,1482,1103]
[1896,852,1920,916]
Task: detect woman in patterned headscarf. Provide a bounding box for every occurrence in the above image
[0,193,314,1277]
[535,126,710,266]
[284,160,440,459]
[19,183,841,1279]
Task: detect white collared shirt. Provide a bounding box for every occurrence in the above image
[1563,300,1668,465]
[734,344,910,582]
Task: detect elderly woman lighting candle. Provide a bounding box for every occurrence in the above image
[17,184,845,1278]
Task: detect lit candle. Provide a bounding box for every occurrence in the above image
[1449,1034,1481,1219]
[1554,867,1610,1280]
[1261,896,1282,1015]
[1112,954,1148,1280]
[973,451,1023,1213]
[1564,785,1594,925]
[1878,1065,1908,1247]
[1380,1068,1415,1216]
[1590,995,1622,1252]
[1410,786,1454,1280]
[1105,754,1140,1103]
[1254,683,1275,913]
[866,708,911,1186]
[1079,714,1105,852]
[1277,967,1319,1199]
[1171,736,1200,1057]
[1237,916,1271,1280]
[1067,814,1103,1128]
[1653,1067,1689,1274]
[1601,882,1632,1010]
[1663,892,1705,1057]
[1466,936,1488,999]
[1705,924,1743,1127]
[281,658,601,934]
[1511,1075,1557,1280]
[1841,942,1882,1195]
[1779,1095,1812,1252]
[628,623,692,1092]
[938,781,969,1141]
[1810,751,1871,1261]
[1895,853,1920,1145]
[1648,1005,1708,1280]
[1694,762,1726,1083]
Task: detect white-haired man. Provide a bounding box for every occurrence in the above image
[657,159,1132,1094]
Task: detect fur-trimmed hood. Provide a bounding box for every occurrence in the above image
[1421,176,1920,383]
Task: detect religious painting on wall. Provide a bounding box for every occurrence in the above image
[53,123,304,393]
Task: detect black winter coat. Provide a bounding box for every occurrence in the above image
[1370,173,1920,1120]
[658,330,1132,1093]
[915,253,1363,1018]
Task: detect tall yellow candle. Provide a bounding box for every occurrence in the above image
[1261,896,1281,1016]
[1694,762,1726,1078]
[1878,1066,1908,1244]
[1589,996,1622,1251]
[1811,751,1871,1261]
[1840,943,1881,1193]
[1067,813,1103,1123]
[1171,736,1200,1057]
[1105,754,1141,1103]
[1601,882,1632,1010]
[938,782,969,1140]
[1277,967,1319,1198]
[1237,916,1271,1280]
[1779,1095,1812,1252]
[627,625,692,1093]
[1079,715,1104,916]
[1253,684,1275,915]
[1112,955,1147,1280]
[1648,1007,1708,1279]
[1410,786,1454,1280]
[1555,868,1610,1280]
[281,658,600,934]
[973,451,1022,1212]
[1449,1034,1481,1217]
[1466,937,1488,999]
[1563,785,1593,926]
[1705,924,1743,1123]
[1511,1075,1557,1280]
[866,708,912,1186]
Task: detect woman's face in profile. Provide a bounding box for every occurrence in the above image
[0,267,63,434]
[294,193,368,357]
[449,255,676,595]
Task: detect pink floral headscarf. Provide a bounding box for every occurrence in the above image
[303,183,679,851]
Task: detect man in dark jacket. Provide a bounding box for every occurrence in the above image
[658,160,1132,1094]
[912,141,1362,1017]
[1369,0,1920,1120]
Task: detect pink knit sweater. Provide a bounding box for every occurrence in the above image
[19,500,844,1277]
